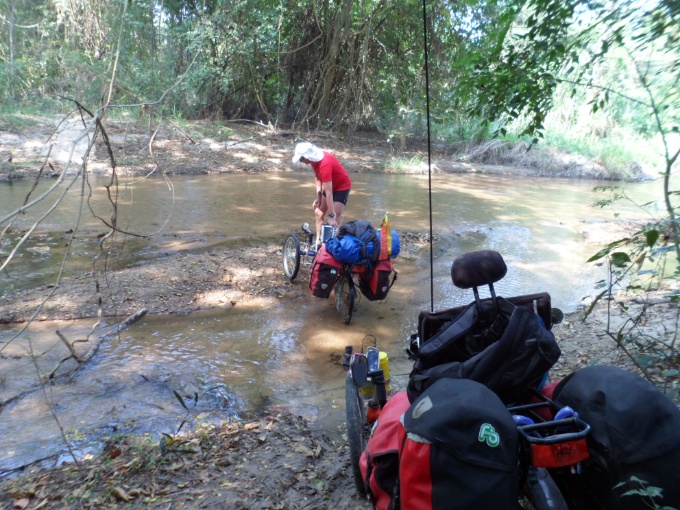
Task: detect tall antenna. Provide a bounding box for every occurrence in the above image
[421,0,434,312]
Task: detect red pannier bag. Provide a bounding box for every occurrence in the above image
[359,391,410,510]
[358,259,397,301]
[309,245,343,298]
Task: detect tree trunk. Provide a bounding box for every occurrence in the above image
[8,0,15,95]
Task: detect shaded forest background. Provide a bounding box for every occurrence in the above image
[0,0,678,177]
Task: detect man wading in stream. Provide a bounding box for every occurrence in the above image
[292,142,352,246]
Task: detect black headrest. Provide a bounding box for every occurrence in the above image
[451,250,507,289]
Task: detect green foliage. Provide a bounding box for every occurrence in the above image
[583,203,679,390]
[166,384,230,443]
[616,476,677,510]
[0,0,675,172]
[382,156,427,174]
[459,0,679,153]
[0,0,511,131]
[467,0,680,388]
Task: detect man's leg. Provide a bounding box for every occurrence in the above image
[314,196,328,244]
[333,201,346,225]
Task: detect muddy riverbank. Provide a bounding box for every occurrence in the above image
[0,115,647,182]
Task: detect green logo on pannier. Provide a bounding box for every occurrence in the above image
[478,423,500,447]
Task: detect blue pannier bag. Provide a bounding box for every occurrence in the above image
[326,235,364,265]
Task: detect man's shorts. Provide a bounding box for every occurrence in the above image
[322,188,350,205]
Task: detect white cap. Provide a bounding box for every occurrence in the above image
[292,142,324,163]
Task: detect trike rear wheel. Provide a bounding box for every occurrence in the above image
[283,233,301,281]
[523,467,570,510]
[335,273,355,324]
[345,372,367,496]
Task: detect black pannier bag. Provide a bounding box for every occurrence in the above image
[407,296,561,404]
[399,378,521,510]
[552,365,680,510]
[358,259,397,301]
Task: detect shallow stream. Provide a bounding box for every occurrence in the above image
[0,171,662,473]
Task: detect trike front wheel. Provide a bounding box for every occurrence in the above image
[345,372,367,496]
[283,233,301,281]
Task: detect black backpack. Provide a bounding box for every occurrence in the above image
[407,296,561,405]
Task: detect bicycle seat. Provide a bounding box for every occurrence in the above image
[451,250,507,289]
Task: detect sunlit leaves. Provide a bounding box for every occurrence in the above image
[644,229,659,247]
[4,0,678,138]
[587,241,633,263]
[587,248,609,263]
[173,390,189,411]
[461,0,680,151]
[610,252,631,267]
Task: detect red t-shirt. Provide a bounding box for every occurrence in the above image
[311,151,352,191]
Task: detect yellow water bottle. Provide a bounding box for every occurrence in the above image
[379,351,391,393]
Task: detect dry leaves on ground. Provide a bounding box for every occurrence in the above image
[1,413,370,510]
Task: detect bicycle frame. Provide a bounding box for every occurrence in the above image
[283,222,336,277]
[343,345,388,411]
[299,222,320,268]
[342,335,389,496]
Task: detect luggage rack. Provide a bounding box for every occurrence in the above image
[509,395,591,469]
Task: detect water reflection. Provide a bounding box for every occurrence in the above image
[0,171,664,472]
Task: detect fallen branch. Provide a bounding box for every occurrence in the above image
[69,308,149,372]
[9,309,150,403]
[110,308,148,335]
[56,330,83,363]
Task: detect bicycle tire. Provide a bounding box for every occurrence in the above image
[335,273,355,324]
[524,467,570,510]
[283,233,301,281]
[345,372,367,496]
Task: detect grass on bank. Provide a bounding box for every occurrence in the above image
[382,155,428,174]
